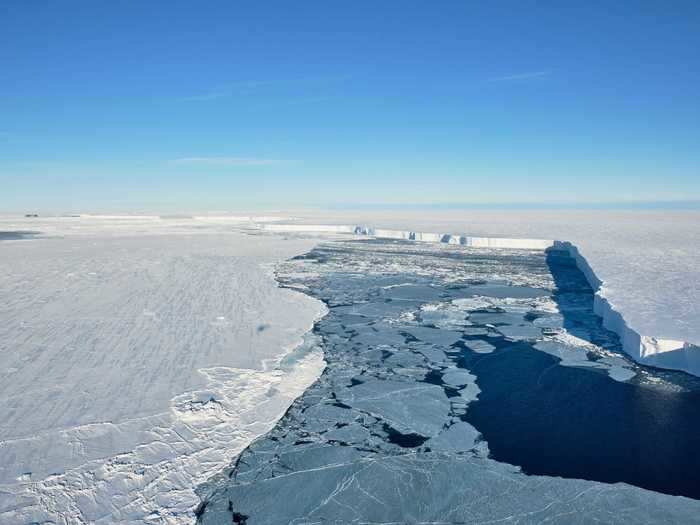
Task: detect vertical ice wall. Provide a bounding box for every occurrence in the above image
[554,241,700,376]
[261,223,700,377]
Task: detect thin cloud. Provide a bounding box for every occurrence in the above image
[179,92,229,102]
[179,75,352,102]
[179,80,277,102]
[169,157,291,166]
[487,71,551,82]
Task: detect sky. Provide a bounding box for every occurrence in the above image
[1,1,699,212]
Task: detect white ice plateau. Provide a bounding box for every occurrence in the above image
[0,216,325,524]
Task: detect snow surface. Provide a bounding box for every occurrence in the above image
[263,209,700,375]
[0,216,325,524]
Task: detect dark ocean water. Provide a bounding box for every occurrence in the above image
[464,342,700,499]
[196,240,700,524]
[453,248,700,499]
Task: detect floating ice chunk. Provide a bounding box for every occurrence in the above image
[533,340,636,381]
[607,366,637,382]
[382,283,444,301]
[462,327,491,336]
[458,381,482,402]
[441,368,475,387]
[403,326,463,346]
[532,313,564,329]
[534,341,591,366]
[598,356,628,367]
[417,302,473,329]
[463,339,496,354]
[555,331,596,348]
[414,345,449,362]
[495,323,542,341]
[425,422,481,452]
[336,379,450,437]
[452,297,495,311]
[324,423,371,444]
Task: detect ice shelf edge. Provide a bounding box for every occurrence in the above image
[262,223,555,250]
[554,241,700,377]
[262,223,700,377]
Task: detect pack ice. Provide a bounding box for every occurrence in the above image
[264,209,700,377]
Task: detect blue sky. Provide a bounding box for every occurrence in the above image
[1,1,699,212]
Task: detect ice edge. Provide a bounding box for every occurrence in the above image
[262,223,700,377]
[554,240,700,377]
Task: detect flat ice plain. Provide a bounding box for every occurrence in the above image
[1,211,698,523]
[0,216,325,524]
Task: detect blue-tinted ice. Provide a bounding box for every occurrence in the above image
[195,240,700,524]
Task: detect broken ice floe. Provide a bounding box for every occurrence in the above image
[195,239,700,523]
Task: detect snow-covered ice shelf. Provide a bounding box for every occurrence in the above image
[0,216,325,525]
[262,211,700,377]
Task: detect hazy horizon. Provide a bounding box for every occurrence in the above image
[4,200,700,216]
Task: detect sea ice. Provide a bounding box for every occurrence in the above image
[263,210,700,376]
[196,237,700,524]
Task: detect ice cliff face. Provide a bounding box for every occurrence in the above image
[263,223,700,377]
[554,241,700,377]
[264,224,554,249]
